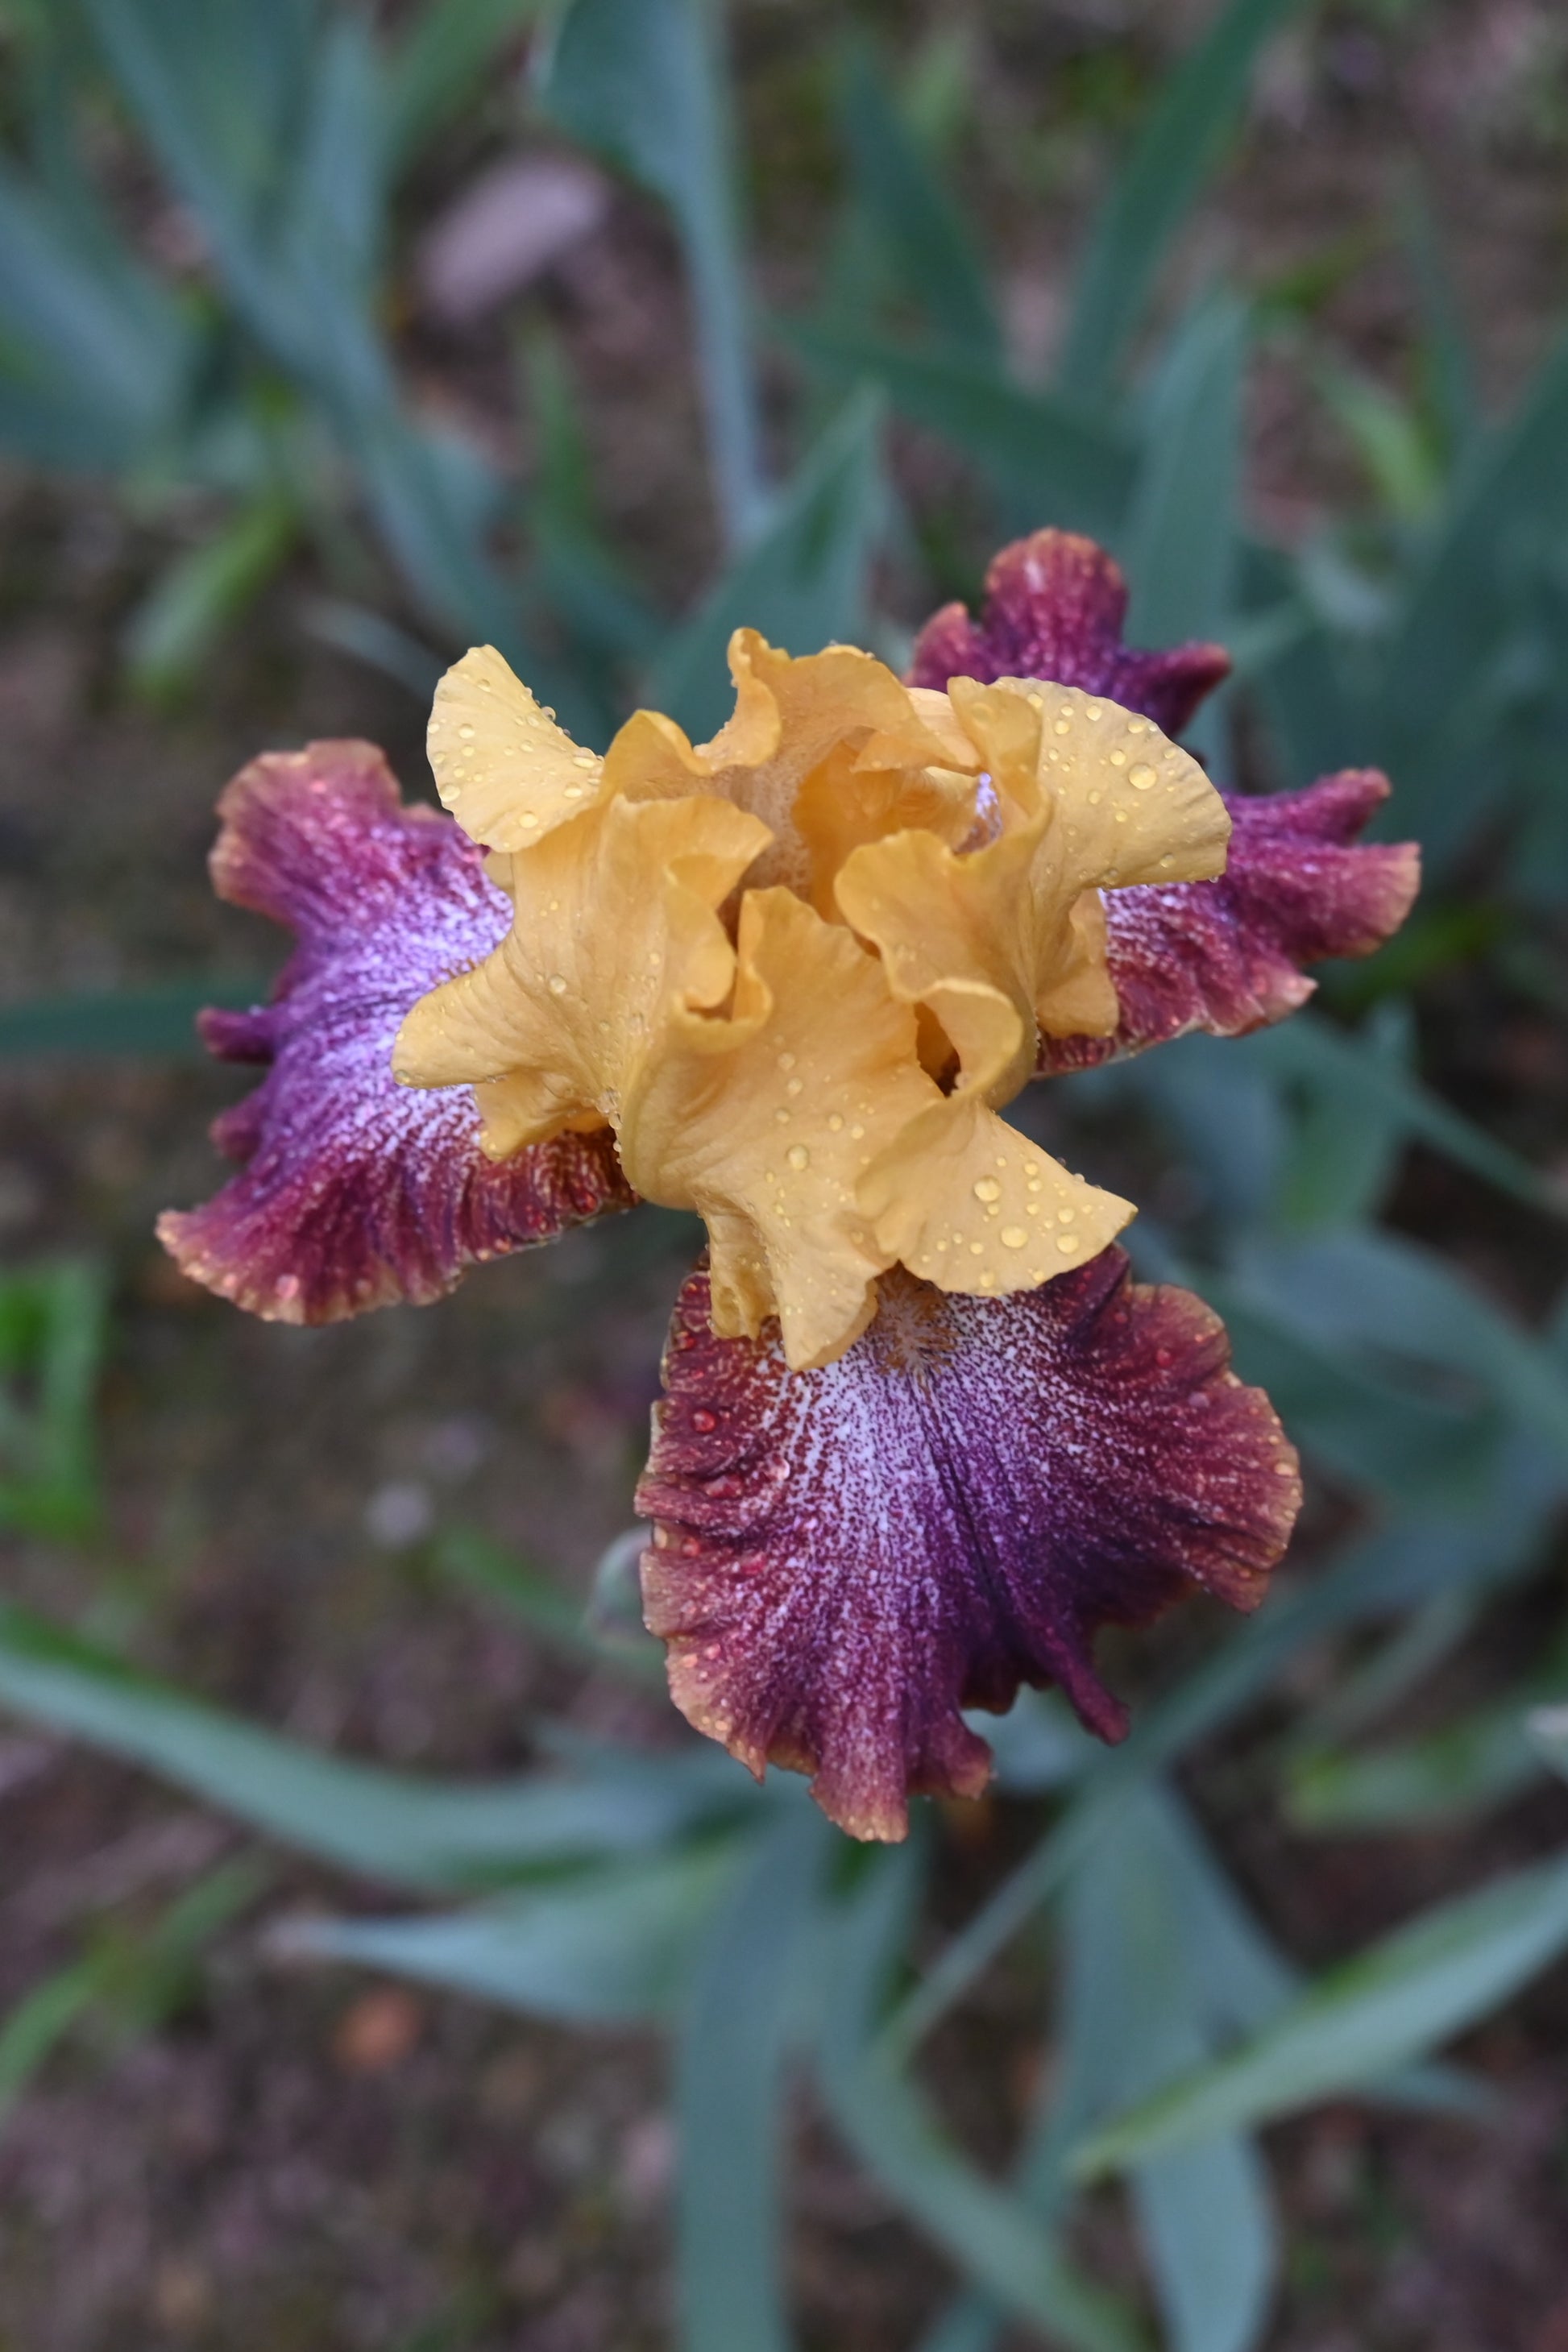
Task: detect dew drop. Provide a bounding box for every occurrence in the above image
[786,1078,803,1097]
[1057,1206,1076,1224]
[547,973,568,995]
[1056,1234,1080,1255]
[828,1114,844,1133]
[1128,762,1157,790]
[969,1240,985,1256]
[786,1143,810,1172]
[458,723,475,740]
[777,1051,797,1072]
[850,1123,865,1140]
[1000,1226,1027,1250]
[691,1410,716,1433]
[774,1109,790,1126]
[519,811,540,831]
[973,1176,1002,1204]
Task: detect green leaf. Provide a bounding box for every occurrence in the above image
[1125,291,1247,646]
[539,0,764,547]
[0,1601,745,1893]
[1060,0,1305,397]
[123,498,297,703]
[435,1527,665,1685]
[835,36,999,363]
[1241,1014,1568,1224]
[0,1958,106,2129]
[277,1842,741,2024]
[790,322,1135,539]
[0,155,191,471]
[647,390,883,741]
[384,0,546,171]
[1377,325,1568,859]
[1314,354,1442,521]
[1287,1703,1545,1834]
[676,1802,830,2352]
[0,1259,107,1540]
[819,1850,1149,2352]
[0,978,269,1061]
[1074,1850,1568,2176]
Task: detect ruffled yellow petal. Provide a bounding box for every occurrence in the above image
[392,794,771,1147]
[620,888,938,1371]
[837,680,1229,1120]
[600,630,980,901]
[428,646,608,852]
[954,676,1230,896]
[858,1094,1133,1300]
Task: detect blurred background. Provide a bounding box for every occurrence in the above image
[2,2,1568,2348]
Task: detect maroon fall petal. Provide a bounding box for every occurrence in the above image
[637,1254,1300,1841]
[158,740,633,1322]
[908,527,1230,736]
[1040,770,1421,1072]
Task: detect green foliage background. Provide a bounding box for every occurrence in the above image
[2,3,1568,2347]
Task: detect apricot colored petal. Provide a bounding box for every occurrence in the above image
[1039,772,1421,1072]
[427,645,607,851]
[393,794,772,1146]
[156,741,633,1322]
[638,1255,1300,1840]
[622,888,938,1371]
[950,677,1231,897]
[858,1092,1131,1297]
[602,631,981,901]
[909,528,1230,736]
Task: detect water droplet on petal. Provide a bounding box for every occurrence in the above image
[1000,1226,1027,1249]
[691,1409,716,1433]
[1129,763,1157,790]
[547,973,568,995]
[973,1176,1002,1203]
[786,1144,810,1172]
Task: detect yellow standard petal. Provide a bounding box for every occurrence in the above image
[427,645,608,851]
[599,629,980,902]
[392,794,771,1150]
[858,1093,1134,1300]
[620,888,940,1372]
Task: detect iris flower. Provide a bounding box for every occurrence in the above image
[160,530,1417,1840]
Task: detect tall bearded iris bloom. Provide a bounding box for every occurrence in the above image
[160,530,1418,1840]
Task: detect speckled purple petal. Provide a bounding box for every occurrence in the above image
[158,740,633,1322]
[1039,770,1421,1072]
[637,1254,1300,1841]
[908,528,1230,735]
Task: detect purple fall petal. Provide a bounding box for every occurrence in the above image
[159,740,633,1322]
[637,1255,1300,1841]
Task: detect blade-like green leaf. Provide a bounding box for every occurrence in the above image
[1125,291,1247,646]
[676,1802,830,2352]
[835,36,999,363]
[0,1601,742,1892]
[819,1849,1148,2352]
[1287,1704,1545,1834]
[0,1259,107,1539]
[277,1843,740,2024]
[383,0,545,170]
[123,499,296,703]
[647,390,883,740]
[1075,1851,1568,2176]
[539,0,764,546]
[790,322,1135,539]
[0,980,269,1060]
[1060,0,1305,397]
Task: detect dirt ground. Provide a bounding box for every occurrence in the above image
[4,4,1568,2346]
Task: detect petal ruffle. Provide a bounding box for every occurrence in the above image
[909,529,1230,736]
[637,1253,1300,1840]
[158,740,633,1322]
[1039,769,1421,1072]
